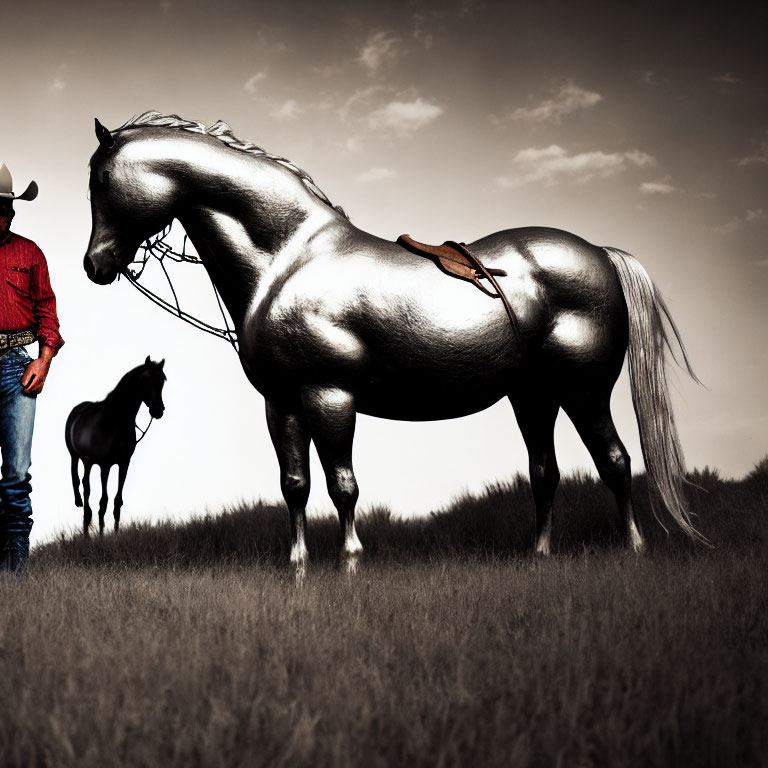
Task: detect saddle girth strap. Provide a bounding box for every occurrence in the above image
[396,234,522,351]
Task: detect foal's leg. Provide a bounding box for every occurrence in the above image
[300,387,362,573]
[266,399,311,580]
[98,465,111,536]
[562,393,644,552]
[510,392,561,555]
[82,462,93,536]
[70,455,83,507]
[113,461,129,532]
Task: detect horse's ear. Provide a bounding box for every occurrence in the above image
[95,118,115,150]
[145,355,151,365]
[159,359,165,370]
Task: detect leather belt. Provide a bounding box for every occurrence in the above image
[0,329,36,351]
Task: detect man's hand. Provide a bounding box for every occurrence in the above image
[21,345,54,395]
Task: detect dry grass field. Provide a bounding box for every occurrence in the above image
[1,463,766,767]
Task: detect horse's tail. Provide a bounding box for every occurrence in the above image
[603,247,708,545]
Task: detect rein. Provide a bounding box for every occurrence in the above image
[123,225,239,352]
[135,416,154,444]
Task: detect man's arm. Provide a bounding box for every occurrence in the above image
[26,242,63,396]
[21,343,55,395]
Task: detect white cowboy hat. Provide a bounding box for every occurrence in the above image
[0,163,38,201]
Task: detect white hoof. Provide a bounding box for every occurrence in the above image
[340,550,361,575]
[628,521,645,554]
[293,562,307,587]
[340,527,362,574]
[534,537,551,557]
[290,542,308,585]
[629,534,645,554]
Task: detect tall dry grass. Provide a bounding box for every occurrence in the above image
[0,466,765,767]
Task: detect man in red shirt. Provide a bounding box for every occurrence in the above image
[0,164,64,573]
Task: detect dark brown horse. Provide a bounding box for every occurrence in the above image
[65,357,166,535]
[83,112,703,576]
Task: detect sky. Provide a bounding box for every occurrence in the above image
[1,0,766,546]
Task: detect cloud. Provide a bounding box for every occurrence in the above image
[339,87,443,138]
[367,96,443,137]
[738,133,768,166]
[359,31,401,73]
[252,27,290,55]
[637,70,657,85]
[270,99,303,121]
[339,85,387,122]
[48,78,67,92]
[244,72,267,97]
[755,258,768,267]
[510,84,603,123]
[341,136,364,154]
[714,218,741,234]
[459,0,486,16]
[413,13,436,49]
[356,167,398,184]
[314,63,341,79]
[640,179,677,195]
[243,75,303,122]
[496,145,656,187]
[712,73,742,84]
[714,208,767,234]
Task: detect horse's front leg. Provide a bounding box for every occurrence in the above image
[301,387,362,573]
[70,455,83,507]
[98,465,111,535]
[113,461,129,532]
[82,461,93,536]
[266,399,311,581]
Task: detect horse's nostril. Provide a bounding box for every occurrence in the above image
[84,255,95,279]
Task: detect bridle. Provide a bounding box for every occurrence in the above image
[122,224,239,353]
[135,416,153,444]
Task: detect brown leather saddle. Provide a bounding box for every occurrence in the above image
[396,234,522,349]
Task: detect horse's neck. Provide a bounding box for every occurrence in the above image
[104,373,143,417]
[176,207,272,325]
[177,199,343,328]
[166,140,344,325]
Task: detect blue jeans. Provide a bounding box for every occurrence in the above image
[0,347,36,539]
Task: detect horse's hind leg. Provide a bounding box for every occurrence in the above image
[510,390,561,555]
[562,393,644,552]
[266,399,311,581]
[301,387,362,573]
[113,461,129,532]
[98,465,111,536]
[70,455,83,507]
[82,462,93,536]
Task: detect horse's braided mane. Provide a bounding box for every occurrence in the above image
[114,110,348,219]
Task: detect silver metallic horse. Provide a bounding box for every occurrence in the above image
[83,112,702,575]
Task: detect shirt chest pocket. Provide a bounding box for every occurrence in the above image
[7,265,31,296]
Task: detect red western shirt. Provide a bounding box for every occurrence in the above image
[0,230,64,353]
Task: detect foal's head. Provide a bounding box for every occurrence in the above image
[138,357,167,419]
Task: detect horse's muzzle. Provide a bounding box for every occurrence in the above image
[84,254,117,285]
